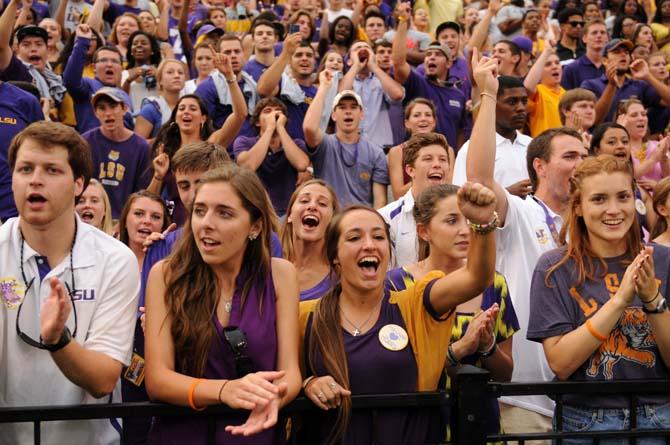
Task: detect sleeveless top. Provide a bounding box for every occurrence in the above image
[149,268,280,445]
[299,273,334,301]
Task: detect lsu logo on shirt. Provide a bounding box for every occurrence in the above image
[535,228,549,245]
[72,288,97,301]
[0,116,17,125]
[99,150,126,185]
[0,277,26,309]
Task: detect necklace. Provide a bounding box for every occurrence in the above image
[338,139,359,168]
[223,300,232,313]
[339,292,383,336]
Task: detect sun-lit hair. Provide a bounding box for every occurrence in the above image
[413,184,460,260]
[652,176,670,238]
[79,179,114,235]
[545,155,641,286]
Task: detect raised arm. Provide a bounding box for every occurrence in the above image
[593,64,619,125]
[257,33,302,97]
[524,45,553,94]
[86,0,105,34]
[631,58,670,105]
[391,2,412,84]
[470,0,501,52]
[0,0,18,71]
[466,49,510,225]
[155,0,170,42]
[369,52,404,101]
[208,48,248,147]
[428,182,497,316]
[63,25,93,98]
[276,114,310,171]
[303,70,332,148]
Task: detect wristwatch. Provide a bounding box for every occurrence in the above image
[642,297,668,314]
[42,327,72,352]
[225,74,237,84]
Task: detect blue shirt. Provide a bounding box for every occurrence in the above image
[309,134,389,207]
[403,69,471,149]
[580,75,661,122]
[243,58,270,82]
[0,82,44,221]
[561,54,605,91]
[353,72,398,148]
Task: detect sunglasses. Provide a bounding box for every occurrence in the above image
[569,21,585,27]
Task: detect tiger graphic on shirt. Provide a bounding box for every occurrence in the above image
[587,308,656,379]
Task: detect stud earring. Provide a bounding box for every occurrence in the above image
[248,233,258,241]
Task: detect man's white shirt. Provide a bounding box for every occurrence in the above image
[378,188,418,268]
[453,131,531,187]
[0,215,139,445]
[496,190,562,416]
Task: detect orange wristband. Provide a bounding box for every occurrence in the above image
[188,378,206,411]
[585,319,608,342]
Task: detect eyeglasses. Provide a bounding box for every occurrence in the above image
[96,58,121,65]
[16,221,78,350]
[569,21,585,27]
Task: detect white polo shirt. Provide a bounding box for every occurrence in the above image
[452,131,532,187]
[496,191,562,416]
[0,215,139,445]
[378,189,418,268]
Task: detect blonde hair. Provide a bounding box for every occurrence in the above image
[157,58,189,90]
[82,179,114,235]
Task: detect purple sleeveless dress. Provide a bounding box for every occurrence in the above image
[149,269,280,445]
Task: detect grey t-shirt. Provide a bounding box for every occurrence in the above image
[309,133,389,207]
[528,245,670,408]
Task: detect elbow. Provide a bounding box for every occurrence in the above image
[294,157,310,172]
[88,378,117,399]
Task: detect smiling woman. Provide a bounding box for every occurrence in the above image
[297,180,497,444]
[528,155,670,443]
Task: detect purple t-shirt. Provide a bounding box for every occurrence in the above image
[301,285,443,444]
[581,75,660,122]
[300,273,334,301]
[416,56,471,99]
[243,58,270,82]
[309,134,389,207]
[528,245,670,408]
[0,82,44,221]
[233,135,307,216]
[403,69,471,149]
[83,128,152,218]
[561,54,605,91]
[278,79,317,141]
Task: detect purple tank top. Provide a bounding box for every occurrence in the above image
[149,269,281,445]
[299,273,334,301]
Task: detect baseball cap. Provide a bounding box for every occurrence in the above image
[16,25,48,44]
[331,90,364,112]
[195,24,225,46]
[426,41,453,59]
[603,38,633,56]
[91,87,126,106]
[435,21,461,39]
[512,36,533,54]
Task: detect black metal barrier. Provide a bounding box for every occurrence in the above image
[1,365,669,444]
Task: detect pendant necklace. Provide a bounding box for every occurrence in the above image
[339,292,383,336]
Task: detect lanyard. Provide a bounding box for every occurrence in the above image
[532,196,560,246]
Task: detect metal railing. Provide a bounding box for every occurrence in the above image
[1,366,669,444]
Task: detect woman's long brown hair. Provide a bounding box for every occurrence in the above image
[652,176,670,238]
[163,164,278,376]
[545,155,642,287]
[308,206,391,444]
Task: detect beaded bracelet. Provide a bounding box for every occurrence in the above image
[468,211,499,235]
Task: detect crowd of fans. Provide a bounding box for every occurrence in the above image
[1,0,670,443]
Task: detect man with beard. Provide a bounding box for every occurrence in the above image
[453,76,532,198]
[0,0,66,117]
[581,38,670,123]
[392,2,470,150]
[257,33,318,140]
[555,8,585,64]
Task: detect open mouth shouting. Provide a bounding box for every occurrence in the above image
[357,255,380,278]
[301,214,320,229]
[80,209,96,223]
[26,192,47,210]
[427,170,444,184]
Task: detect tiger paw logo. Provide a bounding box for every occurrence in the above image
[0,277,26,309]
[587,308,656,379]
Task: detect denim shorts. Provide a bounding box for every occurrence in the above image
[552,402,670,445]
